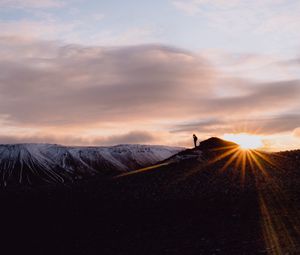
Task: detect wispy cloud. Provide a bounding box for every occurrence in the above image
[0,130,156,146]
[0,0,65,9]
[0,20,76,40]
[171,0,300,39]
[172,114,300,135]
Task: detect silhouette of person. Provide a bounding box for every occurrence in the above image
[193,134,198,148]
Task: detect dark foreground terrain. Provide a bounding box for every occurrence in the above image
[1,138,300,254]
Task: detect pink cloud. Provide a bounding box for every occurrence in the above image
[0,37,299,146]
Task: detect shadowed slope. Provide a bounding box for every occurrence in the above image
[108,138,300,254]
[1,138,300,254]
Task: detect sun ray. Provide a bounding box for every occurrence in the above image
[246,150,255,172]
[219,149,241,173]
[207,147,240,165]
[252,150,277,168]
[248,150,269,177]
[240,150,247,184]
[189,140,300,254]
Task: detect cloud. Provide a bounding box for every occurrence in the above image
[0,39,215,126]
[172,114,300,136]
[202,51,300,82]
[205,80,300,114]
[171,119,224,133]
[93,131,156,146]
[171,0,289,16]
[255,114,300,135]
[293,128,300,138]
[171,0,202,16]
[0,134,80,145]
[0,131,156,146]
[0,20,76,40]
[0,37,299,146]
[0,0,64,9]
[284,58,300,66]
[86,26,160,46]
[171,0,300,42]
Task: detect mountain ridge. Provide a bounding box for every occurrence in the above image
[0,143,183,187]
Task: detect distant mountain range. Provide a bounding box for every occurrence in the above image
[0,143,183,187]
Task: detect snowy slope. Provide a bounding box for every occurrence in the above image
[0,144,183,187]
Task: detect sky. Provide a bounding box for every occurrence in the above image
[0,0,300,150]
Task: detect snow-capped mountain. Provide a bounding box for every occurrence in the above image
[0,143,183,187]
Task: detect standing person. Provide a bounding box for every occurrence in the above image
[193,134,198,148]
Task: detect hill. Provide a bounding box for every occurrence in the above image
[1,137,300,254]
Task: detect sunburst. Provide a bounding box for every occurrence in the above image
[208,145,300,255]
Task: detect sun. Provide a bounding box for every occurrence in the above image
[223,133,263,150]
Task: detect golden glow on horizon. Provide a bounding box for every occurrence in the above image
[223,133,263,150]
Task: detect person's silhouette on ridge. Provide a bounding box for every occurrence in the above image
[193,134,198,148]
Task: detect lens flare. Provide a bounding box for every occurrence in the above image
[223,133,263,149]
